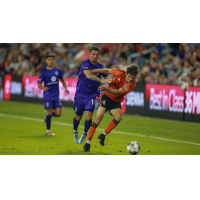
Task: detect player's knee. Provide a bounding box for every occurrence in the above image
[47,111,53,116]
[85,116,92,121]
[115,114,122,122]
[56,112,61,117]
[75,115,82,121]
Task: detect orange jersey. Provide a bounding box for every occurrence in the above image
[104,69,136,102]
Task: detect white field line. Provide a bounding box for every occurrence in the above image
[0,113,200,146]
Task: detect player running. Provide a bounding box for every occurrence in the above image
[38,54,69,136]
[83,64,138,152]
[73,46,112,144]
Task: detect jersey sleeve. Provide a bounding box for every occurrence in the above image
[38,71,44,83]
[80,61,90,72]
[121,79,136,93]
[59,69,63,80]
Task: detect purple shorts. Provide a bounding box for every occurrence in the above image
[43,98,62,110]
[73,94,95,115]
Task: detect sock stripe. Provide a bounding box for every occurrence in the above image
[113,119,119,125]
[91,122,98,128]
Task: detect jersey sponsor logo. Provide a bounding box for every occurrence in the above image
[55,71,59,76]
[117,78,120,81]
[102,100,106,105]
[51,76,56,82]
[123,83,127,90]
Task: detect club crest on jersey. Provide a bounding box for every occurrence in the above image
[102,100,106,105]
[117,78,120,81]
[55,71,59,76]
[123,83,127,90]
[51,76,56,82]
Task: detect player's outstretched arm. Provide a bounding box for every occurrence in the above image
[98,85,124,95]
[60,78,69,94]
[38,83,49,92]
[89,68,112,74]
[84,70,111,84]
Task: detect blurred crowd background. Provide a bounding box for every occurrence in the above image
[0,43,200,86]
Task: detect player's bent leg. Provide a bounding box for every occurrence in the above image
[54,108,62,117]
[84,107,106,151]
[104,108,122,135]
[79,111,92,144]
[73,114,82,144]
[46,107,55,136]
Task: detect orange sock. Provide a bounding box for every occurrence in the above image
[105,119,120,134]
[87,122,98,141]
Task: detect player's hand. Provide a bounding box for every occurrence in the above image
[98,85,107,91]
[43,87,49,92]
[65,89,70,94]
[105,76,112,82]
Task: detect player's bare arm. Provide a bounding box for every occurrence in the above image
[84,70,111,84]
[60,78,69,94]
[89,68,112,74]
[38,82,49,92]
[98,85,124,95]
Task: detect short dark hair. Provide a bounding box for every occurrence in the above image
[46,54,55,59]
[90,46,101,53]
[127,64,138,76]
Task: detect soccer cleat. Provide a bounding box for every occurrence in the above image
[46,130,55,136]
[83,143,90,152]
[78,132,87,144]
[44,111,47,123]
[98,133,106,146]
[73,130,79,144]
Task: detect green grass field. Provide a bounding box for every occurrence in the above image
[0,100,200,155]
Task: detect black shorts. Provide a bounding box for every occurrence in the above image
[99,93,121,112]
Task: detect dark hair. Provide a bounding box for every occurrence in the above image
[90,46,101,53]
[127,64,138,75]
[46,54,55,59]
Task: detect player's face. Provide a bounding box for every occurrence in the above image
[126,74,136,82]
[46,57,55,66]
[90,50,100,64]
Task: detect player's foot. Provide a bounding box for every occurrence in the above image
[46,130,55,136]
[73,130,79,144]
[83,143,90,152]
[98,133,105,146]
[44,111,47,123]
[78,132,87,144]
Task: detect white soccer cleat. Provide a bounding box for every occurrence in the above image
[73,130,79,144]
[46,130,55,136]
[78,132,87,144]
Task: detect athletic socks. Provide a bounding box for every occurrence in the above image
[104,119,120,134]
[73,117,80,131]
[84,119,92,133]
[87,122,98,142]
[46,115,52,130]
[52,111,57,117]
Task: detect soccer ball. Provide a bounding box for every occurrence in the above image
[127,141,140,155]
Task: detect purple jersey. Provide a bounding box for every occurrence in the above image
[38,67,63,100]
[75,59,108,98]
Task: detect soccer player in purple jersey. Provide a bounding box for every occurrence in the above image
[38,54,69,136]
[73,46,112,144]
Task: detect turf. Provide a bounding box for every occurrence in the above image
[0,100,200,155]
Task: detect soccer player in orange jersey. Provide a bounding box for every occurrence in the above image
[83,64,138,152]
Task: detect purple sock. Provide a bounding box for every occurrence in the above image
[73,117,80,131]
[84,120,92,133]
[52,111,57,117]
[46,115,52,130]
